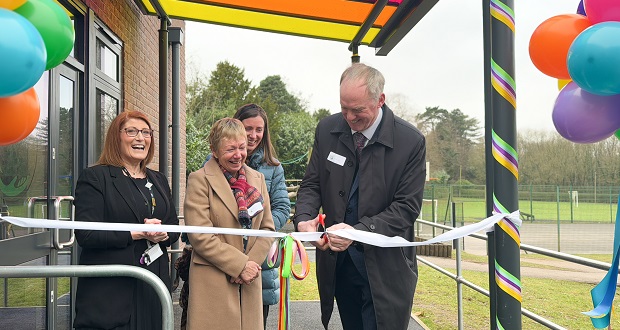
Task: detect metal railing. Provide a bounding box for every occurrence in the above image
[416,218,617,330]
[0,265,173,330]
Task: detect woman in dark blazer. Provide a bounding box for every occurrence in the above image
[73,110,179,330]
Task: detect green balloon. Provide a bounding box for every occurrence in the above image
[15,0,75,70]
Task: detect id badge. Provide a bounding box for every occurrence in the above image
[141,243,163,266]
[247,202,264,217]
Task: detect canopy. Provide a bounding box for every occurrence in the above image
[135,0,438,55]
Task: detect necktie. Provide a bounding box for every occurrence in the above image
[353,132,367,160]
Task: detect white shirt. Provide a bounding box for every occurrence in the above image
[351,107,383,147]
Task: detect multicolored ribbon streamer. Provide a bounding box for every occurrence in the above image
[583,193,620,328]
[267,235,309,330]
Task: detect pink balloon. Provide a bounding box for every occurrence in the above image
[584,0,620,24]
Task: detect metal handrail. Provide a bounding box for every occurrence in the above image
[417,219,616,271]
[0,265,173,330]
[416,219,568,329]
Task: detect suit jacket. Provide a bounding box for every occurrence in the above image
[294,105,426,330]
[184,158,275,330]
[73,165,180,329]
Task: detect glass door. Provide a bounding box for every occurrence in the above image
[0,64,79,330]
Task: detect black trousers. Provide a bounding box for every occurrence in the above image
[334,252,377,330]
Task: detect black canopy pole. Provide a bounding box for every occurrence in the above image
[490,0,521,328]
[482,0,496,328]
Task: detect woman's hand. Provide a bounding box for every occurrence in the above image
[131,218,169,243]
[230,260,261,285]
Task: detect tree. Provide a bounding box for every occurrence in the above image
[256,75,305,114]
[416,106,481,183]
[273,111,316,180]
[185,115,211,176]
[387,93,418,126]
[254,75,306,151]
[205,61,253,109]
[312,108,331,122]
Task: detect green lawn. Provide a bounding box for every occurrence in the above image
[0,278,70,307]
[423,198,618,223]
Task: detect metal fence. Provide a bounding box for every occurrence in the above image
[421,184,620,254]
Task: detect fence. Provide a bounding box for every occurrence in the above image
[421,184,620,254]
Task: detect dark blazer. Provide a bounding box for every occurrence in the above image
[73,165,180,329]
[294,105,426,330]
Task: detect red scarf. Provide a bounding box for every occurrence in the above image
[220,165,264,230]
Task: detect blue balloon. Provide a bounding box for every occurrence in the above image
[0,8,46,97]
[552,82,620,143]
[567,22,620,96]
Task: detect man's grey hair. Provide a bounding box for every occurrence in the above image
[340,63,385,101]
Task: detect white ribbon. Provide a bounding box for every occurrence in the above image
[1,210,521,248]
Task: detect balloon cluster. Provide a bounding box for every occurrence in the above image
[529,0,620,143]
[0,0,74,146]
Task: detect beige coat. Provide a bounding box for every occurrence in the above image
[184,158,275,330]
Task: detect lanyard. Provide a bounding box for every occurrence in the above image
[122,167,156,217]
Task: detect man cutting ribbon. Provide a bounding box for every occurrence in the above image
[294,63,427,330]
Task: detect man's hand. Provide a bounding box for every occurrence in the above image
[326,223,354,252]
[297,216,330,251]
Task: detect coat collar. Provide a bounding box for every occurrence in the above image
[146,169,171,215]
[108,166,142,222]
[203,158,263,219]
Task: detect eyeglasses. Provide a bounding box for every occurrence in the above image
[121,127,154,138]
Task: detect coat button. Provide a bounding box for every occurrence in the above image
[329,251,335,255]
[346,207,352,214]
[370,224,376,231]
[339,191,345,197]
[347,160,353,167]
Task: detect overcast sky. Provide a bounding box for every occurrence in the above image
[184,0,578,132]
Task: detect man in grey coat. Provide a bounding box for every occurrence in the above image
[294,63,426,330]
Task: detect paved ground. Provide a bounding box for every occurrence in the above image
[171,279,428,330]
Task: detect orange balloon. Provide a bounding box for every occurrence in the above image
[0,0,27,10]
[0,88,40,146]
[529,14,591,79]
[558,79,571,90]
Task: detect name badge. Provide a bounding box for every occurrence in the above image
[141,243,163,266]
[248,202,264,217]
[327,152,346,166]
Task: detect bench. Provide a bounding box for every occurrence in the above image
[520,211,535,222]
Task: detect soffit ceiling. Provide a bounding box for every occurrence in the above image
[135,0,438,56]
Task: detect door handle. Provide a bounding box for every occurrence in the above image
[53,196,75,250]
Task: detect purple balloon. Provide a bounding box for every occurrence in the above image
[552,82,620,143]
[577,0,586,15]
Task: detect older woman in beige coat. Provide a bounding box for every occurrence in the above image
[184,118,275,330]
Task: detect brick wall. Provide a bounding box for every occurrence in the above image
[85,0,187,215]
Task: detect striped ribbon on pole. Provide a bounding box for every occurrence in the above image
[490,0,521,328]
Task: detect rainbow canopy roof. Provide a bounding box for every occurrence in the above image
[135,0,439,55]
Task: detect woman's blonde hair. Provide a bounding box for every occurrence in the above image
[208,118,247,155]
[97,110,155,172]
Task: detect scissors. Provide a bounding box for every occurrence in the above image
[318,214,328,243]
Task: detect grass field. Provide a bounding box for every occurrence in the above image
[0,278,70,307]
[422,198,618,224]
[289,254,618,329]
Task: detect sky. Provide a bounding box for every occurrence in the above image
[184,0,579,132]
